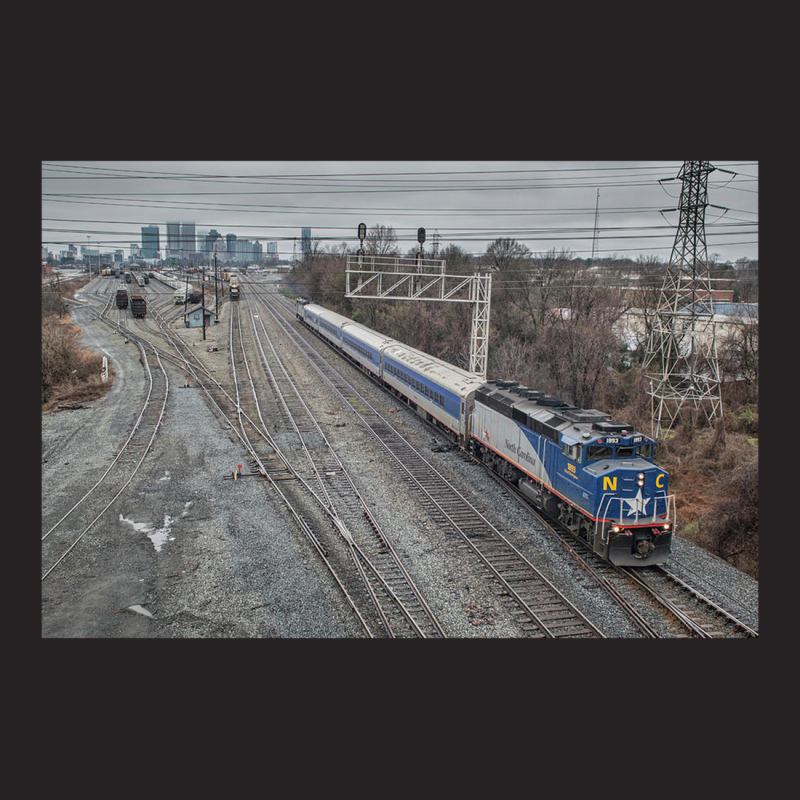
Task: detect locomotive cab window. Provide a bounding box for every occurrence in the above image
[562,442,582,462]
[587,445,613,461]
[636,442,653,459]
[616,445,634,458]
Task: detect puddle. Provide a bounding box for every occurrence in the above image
[119,513,176,552]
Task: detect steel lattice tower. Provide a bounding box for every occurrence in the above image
[643,160,723,437]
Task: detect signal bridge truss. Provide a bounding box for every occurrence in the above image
[345,254,492,379]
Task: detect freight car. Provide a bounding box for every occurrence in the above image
[296,299,674,566]
[116,284,129,309]
[130,293,147,318]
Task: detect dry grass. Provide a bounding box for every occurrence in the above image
[41,277,115,413]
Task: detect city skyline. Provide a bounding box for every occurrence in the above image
[41,161,759,265]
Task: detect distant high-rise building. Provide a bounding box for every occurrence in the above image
[141,225,160,259]
[204,229,222,253]
[166,222,181,256]
[180,222,196,257]
[301,227,311,259]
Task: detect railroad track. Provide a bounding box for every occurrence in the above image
[258,285,760,639]
[94,287,444,638]
[476,458,759,638]
[73,279,758,639]
[624,565,758,638]
[255,288,603,639]
[230,300,446,638]
[42,302,169,580]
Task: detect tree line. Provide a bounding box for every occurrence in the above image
[288,226,758,412]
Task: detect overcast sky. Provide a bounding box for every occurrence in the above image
[41,160,758,264]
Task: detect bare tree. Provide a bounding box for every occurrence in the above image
[716,305,759,404]
[529,258,629,408]
[365,225,400,257]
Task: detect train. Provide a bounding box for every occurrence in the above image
[229,282,240,300]
[295,299,675,566]
[115,284,129,309]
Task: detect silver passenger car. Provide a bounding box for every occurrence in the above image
[381,342,485,441]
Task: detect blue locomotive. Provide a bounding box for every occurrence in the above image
[471,381,673,565]
[296,300,674,566]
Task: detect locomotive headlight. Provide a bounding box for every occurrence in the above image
[612,526,621,533]
[637,472,645,487]
[662,523,671,531]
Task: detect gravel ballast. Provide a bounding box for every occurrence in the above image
[41,283,760,638]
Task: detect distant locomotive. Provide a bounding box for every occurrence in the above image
[229,282,240,300]
[296,299,674,566]
[115,284,129,309]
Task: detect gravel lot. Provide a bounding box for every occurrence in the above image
[41,282,760,638]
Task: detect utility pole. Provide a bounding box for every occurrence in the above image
[214,254,219,318]
[590,189,600,264]
[201,265,206,341]
[643,161,723,437]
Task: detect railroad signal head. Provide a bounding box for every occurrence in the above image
[358,223,366,241]
[417,227,426,244]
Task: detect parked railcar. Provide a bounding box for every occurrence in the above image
[116,284,129,309]
[130,293,147,318]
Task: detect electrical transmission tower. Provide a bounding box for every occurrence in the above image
[643,160,723,438]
